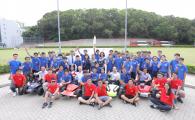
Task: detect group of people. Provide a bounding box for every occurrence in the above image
[8,47,187,111]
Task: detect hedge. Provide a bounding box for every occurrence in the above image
[0,64,195,75]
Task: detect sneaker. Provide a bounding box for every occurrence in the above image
[123,100,127,104]
[159,109,166,112]
[131,102,137,107]
[98,104,102,110]
[177,97,183,103]
[89,102,95,107]
[150,105,157,109]
[42,102,48,109]
[12,92,17,97]
[107,103,112,108]
[48,102,53,108]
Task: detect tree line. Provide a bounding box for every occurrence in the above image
[22,9,195,44]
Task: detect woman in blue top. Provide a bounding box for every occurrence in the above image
[106,54,114,73]
[158,55,170,78]
[150,56,159,78]
[99,68,107,83]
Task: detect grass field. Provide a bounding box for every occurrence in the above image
[0,47,195,66]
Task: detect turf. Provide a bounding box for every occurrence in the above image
[0,47,194,66]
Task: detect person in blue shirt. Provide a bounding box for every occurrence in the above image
[170,53,180,73]
[51,57,60,71]
[150,56,159,78]
[106,54,114,73]
[157,50,163,61]
[9,53,22,75]
[82,54,91,72]
[158,55,170,78]
[99,68,107,82]
[60,57,69,71]
[56,65,64,83]
[91,68,99,85]
[141,58,151,73]
[25,48,41,73]
[60,70,72,91]
[78,48,88,61]
[123,56,132,73]
[114,53,123,72]
[120,68,131,84]
[74,55,82,71]
[94,47,100,61]
[130,55,139,79]
[39,52,49,68]
[22,57,32,78]
[176,57,188,88]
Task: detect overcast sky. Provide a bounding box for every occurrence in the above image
[0,0,194,26]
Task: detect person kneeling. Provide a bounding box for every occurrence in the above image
[95,80,112,110]
[78,79,96,106]
[120,79,139,106]
[42,79,60,109]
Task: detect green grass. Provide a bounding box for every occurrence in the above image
[0,47,195,66]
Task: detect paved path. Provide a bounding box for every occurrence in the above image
[0,86,195,120]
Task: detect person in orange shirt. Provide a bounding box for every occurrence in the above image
[95,80,112,110]
[42,79,60,109]
[120,79,139,106]
[10,69,26,96]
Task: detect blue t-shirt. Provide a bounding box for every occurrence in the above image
[120,73,131,84]
[57,70,64,83]
[159,61,170,73]
[95,53,100,61]
[131,60,139,73]
[22,62,32,73]
[99,73,107,81]
[114,57,123,71]
[91,73,99,81]
[124,61,131,72]
[170,59,179,72]
[141,62,151,71]
[151,61,159,72]
[176,64,188,81]
[106,58,114,72]
[48,57,53,68]
[9,60,22,74]
[31,57,41,71]
[39,57,49,68]
[62,74,72,82]
[74,60,82,67]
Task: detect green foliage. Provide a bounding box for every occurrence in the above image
[22,9,195,44]
[187,65,195,74]
[0,65,9,74]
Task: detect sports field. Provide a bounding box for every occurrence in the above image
[0,47,194,66]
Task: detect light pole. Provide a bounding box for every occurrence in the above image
[124,0,128,51]
[57,0,62,54]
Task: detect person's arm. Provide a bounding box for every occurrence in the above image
[88,91,95,101]
[77,48,82,55]
[53,87,59,95]
[25,48,32,57]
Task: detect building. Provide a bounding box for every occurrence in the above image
[0,18,23,48]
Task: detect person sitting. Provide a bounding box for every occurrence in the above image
[42,68,56,93]
[136,68,152,85]
[78,79,96,106]
[91,68,99,85]
[95,80,112,110]
[152,72,167,89]
[120,79,139,106]
[150,83,175,112]
[109,67,120,85]
[59,70,72,92]
[99,68,107,83]
[42,79,60,109]
[10,69,26,96]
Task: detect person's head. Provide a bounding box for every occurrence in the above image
[145,58,150,63]
[70,50,75,56]
[70,64,75,71]
[109,50,113,54]
[64,69,69,75]
[128,79,134,86]
[96,49,100,54]
[108,54,113,59]
[97,80,103,87]
[95,62,99,67]
[172,72,178,79]
[84,49,88,54]
[91,54,95,59]
[113,67,117,72]
[161,55,166,61]
[78,66,82,72]
[152,56,158,62]
[87,79,92,85]
[41,66,46,72]
[165,83,172,95]
[76,55,80,60]
[16,69,21,74]
[84,54,89,59]
[126,56,130,61]
[48,68,52,74]
[157,72,164,79]
[59,65,64,71]
[34,52,39,57]
[51,79,56,85]
[41,52,46,57]
[179,57,184,64]
[122,68,126,73]
[137,51,141,56]
[174,53,180,60]
[157,50,162,56]
[93,68,97,73]
[25,57,30,62]
[13,53,18,60]
[100,52,105,57]
[143,68,148,74]
[101,68,105,74]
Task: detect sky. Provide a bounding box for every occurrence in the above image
[0,0,194,26]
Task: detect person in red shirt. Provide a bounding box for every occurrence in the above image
[10,69,26,96]
[95,80,112,110]
[42,79,60,109]
[78,79,96,106]
[152,72,168,89]
[43,68,57,93]
[120,79,139,106]
[168,72,185,103]
[150,83,175,112]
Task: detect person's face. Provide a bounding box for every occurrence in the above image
[98,81,102,87]
[13,55,18,60]
[41,67,45,71]
[165,84,169,90]
[172,73,177,79]
[146,59,150,63]
[59,66,63,70]
[153,57,158,61]
[161,56,166,61]
[93,69,97,73]
[42,53,46,57]
[96,50,100,54]
[48,70,52,74]
[65,71,68,75]
[158,51,162,56]
[157,74,163,79]
[101,69,104,73]
[113,67,117,72]
[78,66,82,71]
[87,79,92,84]
[122,69,126,73]
[34,53,38,57]
[91,54,95,59]
[179,60,184,64]
[16,70,21,74]
[84,50,87,54]
[95,64,99,67]
[76,57,80,60]
[175,55,180,60]
[25,58,30,62]
[128,80,133,86]
[143,69,147,73]
[51,80,56,85]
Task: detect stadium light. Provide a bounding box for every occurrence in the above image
[57,0,62,54]
[124,0,128,51]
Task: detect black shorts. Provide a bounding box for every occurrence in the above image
[120,94,134,99]
[82,96,90,100]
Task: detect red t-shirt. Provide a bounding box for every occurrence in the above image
[160,87,175,106]
[48,83,59,94]
[84,83,96,97]
[12,74,26,87]
[153,78,167,88]
[170,79,182,89]
[125,84,138,96]
[96,84,108,97]
[44,73,57,83]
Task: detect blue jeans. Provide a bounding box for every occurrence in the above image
[150,97,171,111]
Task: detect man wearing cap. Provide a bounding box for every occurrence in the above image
[42,79,60,108]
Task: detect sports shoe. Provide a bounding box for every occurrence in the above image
[98,104,102,110]
[177,97,183,103]
[89,102,95,107]
[150,105,157,109]
[12,92,17,97]
[42,102,48,109]
[48,102,53,108]
[107,103,112,108]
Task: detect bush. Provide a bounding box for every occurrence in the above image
[0,65,10,74]
[187,65,195,74]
